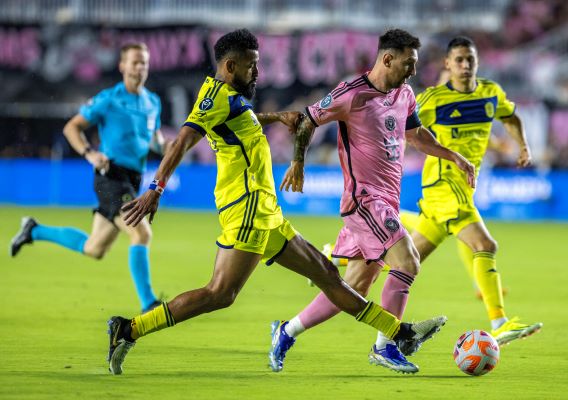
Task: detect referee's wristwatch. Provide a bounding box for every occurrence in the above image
[82,146,93,158]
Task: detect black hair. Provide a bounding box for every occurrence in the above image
[378,29,421,53]
[447,36,476,53]
[214,29,259,63]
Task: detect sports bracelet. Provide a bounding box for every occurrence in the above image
[149,179,166,195]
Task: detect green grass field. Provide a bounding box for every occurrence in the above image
[1,207,567,399]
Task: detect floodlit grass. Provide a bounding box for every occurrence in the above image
[1,207,567,399]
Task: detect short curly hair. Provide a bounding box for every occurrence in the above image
[214,29,259,63]
[378,29,421,52]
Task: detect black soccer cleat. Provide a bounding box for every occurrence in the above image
[107,316,136,375]
[10,217,38,257]
[395,316,448,356]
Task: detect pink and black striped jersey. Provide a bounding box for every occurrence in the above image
[306,73,421,215]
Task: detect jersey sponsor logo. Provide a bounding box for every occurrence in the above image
[385,115,397,131]
[451,127,488,139]
[384,218,400,232]
[199,97,214,111]
[384,136,401,161]
[450,109,462,118]
[485,101,495,118]
[319,93,333,109]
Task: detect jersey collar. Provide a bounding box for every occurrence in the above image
[446,79,479,94]
[363,73,391,94]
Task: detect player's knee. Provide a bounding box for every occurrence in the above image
[131,227,152,245]
[398,255,420,276]
[485,238,498,253]
[348,280,373,297]
[83,245,107,260]
[475,238,498,253]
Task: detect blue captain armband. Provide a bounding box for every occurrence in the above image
[405,110,422,130]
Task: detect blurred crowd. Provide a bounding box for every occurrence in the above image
[2,0,568,170]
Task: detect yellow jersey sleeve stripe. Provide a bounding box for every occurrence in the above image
[204,79,224,99]
[417,86,446,107]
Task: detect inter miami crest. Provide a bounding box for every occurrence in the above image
[385,115,396,131]
[384,218,400,232]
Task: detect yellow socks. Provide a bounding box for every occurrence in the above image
[131,302,176,340]
[355,301,400,339]
[473,252,505,320]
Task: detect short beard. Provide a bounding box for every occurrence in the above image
[233,77,256,99]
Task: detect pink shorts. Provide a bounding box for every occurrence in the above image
[333,197,407,264]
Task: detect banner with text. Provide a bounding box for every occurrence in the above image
[1,160,567,221]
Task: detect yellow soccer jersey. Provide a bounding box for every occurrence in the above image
[417,78,515,189]
[184,77,276,211]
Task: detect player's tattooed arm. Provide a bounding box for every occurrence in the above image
[292,114,316,162]
[256,111,303,134]
[280,114,316,193]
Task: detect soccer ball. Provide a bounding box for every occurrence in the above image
[453,330,500,376]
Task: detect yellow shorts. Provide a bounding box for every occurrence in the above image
[415,181,482,246]
[216,190,298,264]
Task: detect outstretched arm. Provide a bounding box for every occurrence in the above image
[122,126,203,226]
[501,113,531,168]
[256,111,303,134]
[149,129,174,156]
[406,125,476,188]
[279,114,317,192]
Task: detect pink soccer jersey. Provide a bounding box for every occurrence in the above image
[306,74,420,215]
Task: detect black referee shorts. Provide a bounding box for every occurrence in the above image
[93,162,142,224]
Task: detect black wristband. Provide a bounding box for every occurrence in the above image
[82,146,92,157]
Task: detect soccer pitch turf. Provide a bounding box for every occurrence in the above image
[1,207,567,399]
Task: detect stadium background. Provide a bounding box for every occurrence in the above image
[1,2,568,400]
[1,0,568,219]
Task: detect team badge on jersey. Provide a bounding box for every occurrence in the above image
[485,102,495,118]
[199,98,214,111]
[384,218,400,233]
[319,94,333,109]
[385,115,397,131]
